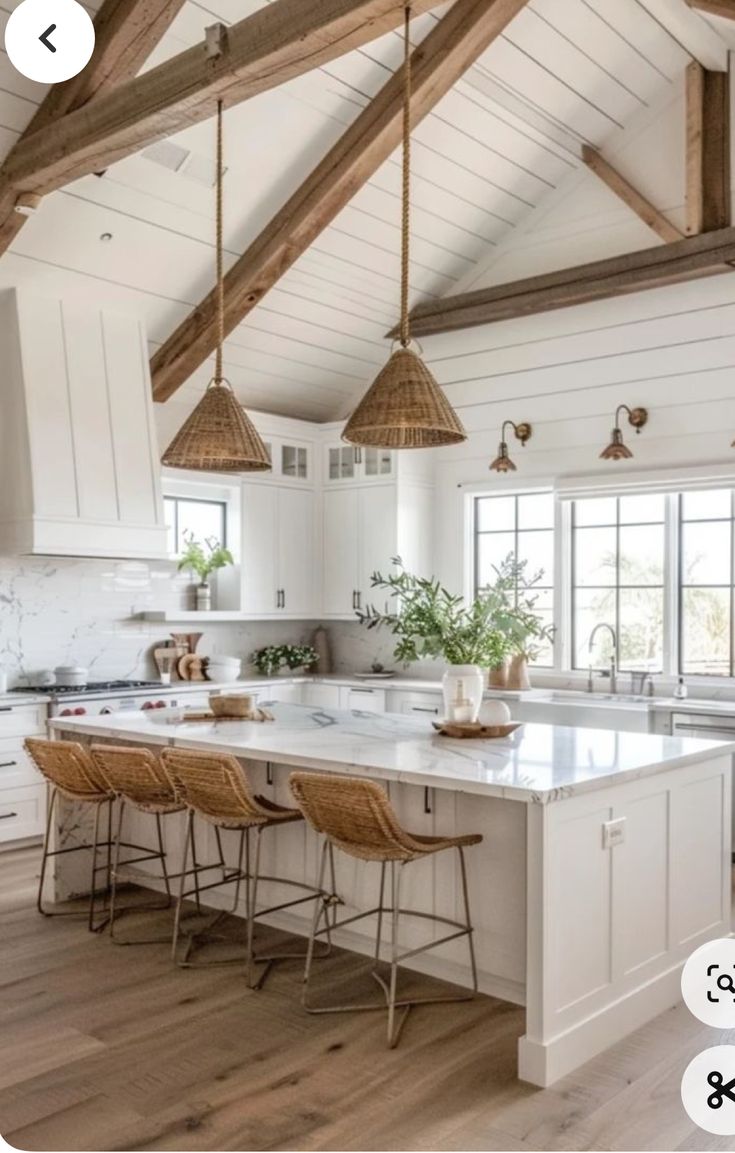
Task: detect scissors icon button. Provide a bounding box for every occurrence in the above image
[708,1071,735,1109]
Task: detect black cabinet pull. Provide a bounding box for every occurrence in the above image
[355,591,361,610]
[281,589,286,609]
[0,812,18,820]
[412,707,438,715]
[266,762,274,786]
[0,707,12,713]
[0,761,17,768]
[424,788,432,815]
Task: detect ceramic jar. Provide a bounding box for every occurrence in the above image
[442,664,484,723]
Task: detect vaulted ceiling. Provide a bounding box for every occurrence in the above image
[0,0,732,424]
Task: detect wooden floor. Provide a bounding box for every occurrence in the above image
[1,847,734,1153]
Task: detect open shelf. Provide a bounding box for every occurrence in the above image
[137,611,252,622]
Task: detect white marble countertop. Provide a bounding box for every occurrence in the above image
[49,702,735,805]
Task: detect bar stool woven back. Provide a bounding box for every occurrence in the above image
[162,748,285,827]
[26,737,109,801]
[90,745,180,814]
[24,737,113,932]
[290,772,482,862]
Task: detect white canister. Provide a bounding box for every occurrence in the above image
[482,698,512,726]
[442,665,484,723]
[54,665,88,687]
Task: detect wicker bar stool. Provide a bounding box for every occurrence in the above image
[161,747,336,989]
[289,771,482,1048]
[89,744,190,945]
[24,737,114,932]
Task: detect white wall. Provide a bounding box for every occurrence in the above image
[424,74,735,595]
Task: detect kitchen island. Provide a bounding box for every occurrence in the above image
[49,703,734,1087]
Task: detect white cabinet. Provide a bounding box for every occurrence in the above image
[324,444,394,484]
[388,690,443,718]
[322,485,402,617]
[239,484,317,618]
[0,704,47,848]
[261,437,312,483]
[302,683,341,710]
[339,686,386,713]
[0,289,167,559]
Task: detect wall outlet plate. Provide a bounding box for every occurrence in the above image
[602,817,626,849]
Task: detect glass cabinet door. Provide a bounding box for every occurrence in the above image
[364,447,393,478]
[328,445,357,480]
[281,443,308,479]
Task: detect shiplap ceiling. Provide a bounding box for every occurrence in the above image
[0,0,722,422]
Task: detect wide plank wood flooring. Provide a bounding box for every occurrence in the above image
[1,846,735,1152]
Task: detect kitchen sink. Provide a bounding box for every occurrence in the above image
[547,691,651,706]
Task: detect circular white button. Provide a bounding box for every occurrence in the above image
[682,1046,735,1135]
[5,0,95,84]
[682,938,735,1027]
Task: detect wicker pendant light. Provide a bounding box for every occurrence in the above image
[162,102,270,473]
[342,8,466,450]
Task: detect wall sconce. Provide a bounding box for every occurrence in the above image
[489,420,532,473]
[600,405,648,461]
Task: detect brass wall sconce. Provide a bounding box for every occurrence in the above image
[600,405,648,461]
[489,421,532,473]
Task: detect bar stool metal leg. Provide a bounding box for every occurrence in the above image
[37,787,112,934]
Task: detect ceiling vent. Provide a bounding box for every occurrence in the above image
[141,140,190,172]
[141,141,225,189]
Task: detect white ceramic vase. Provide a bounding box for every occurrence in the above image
[442,664,484,723]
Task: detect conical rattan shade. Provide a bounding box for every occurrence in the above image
[162,380,271,472]
[342,347,466,448]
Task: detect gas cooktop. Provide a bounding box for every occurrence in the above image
[10,680,163,695]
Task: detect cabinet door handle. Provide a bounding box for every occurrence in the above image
[352,590,357,610]
[351,688,374,695]
[281,589,286,609]
[674,722,735,736]
[412,707,438,714]
[0,761,17,768]
[0,812,18,820]
[355,591,361,610]
[0,707,12,713]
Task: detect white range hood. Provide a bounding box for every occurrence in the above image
[0,288,168,559]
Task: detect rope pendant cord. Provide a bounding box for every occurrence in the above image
[400,5,412,349]
[215,98,225,384]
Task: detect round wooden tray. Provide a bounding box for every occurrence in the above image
[432,720,522,740]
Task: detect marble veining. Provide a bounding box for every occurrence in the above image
[50,702,735,804]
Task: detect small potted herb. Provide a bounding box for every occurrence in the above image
[251,644,319,677]
[177,532,234,611]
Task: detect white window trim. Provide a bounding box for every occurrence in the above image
[466,479,735,688]
[161,471,241,562]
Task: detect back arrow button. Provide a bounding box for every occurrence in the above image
[39,24,56,52]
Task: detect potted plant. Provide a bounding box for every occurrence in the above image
[252,645,284,677]
[488,558,556,690]
[357,559,512,722]
[177,533,234,611]
[251,644,319,678]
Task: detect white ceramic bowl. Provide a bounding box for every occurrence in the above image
[207,663,241,684]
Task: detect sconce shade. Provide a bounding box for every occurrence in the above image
[343,346,467,449]
[600,427,634,461]
[162,380,271,472]
[489,441,517,473]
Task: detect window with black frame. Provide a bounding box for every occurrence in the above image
[679,489,735,677]
[473,491,554,665]
[163,496,227,557]
[571,494,665,673]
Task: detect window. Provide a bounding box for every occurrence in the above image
[474,492,554,665]
[680,489,735,676]
[164,496,227,556]
[572,495,665,673]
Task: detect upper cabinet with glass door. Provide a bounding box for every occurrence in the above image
[253,437,312,485]
[324,444,394,485]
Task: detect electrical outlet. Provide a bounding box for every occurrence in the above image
[602,817,626,849]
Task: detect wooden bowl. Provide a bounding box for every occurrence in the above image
[209,692,254,718]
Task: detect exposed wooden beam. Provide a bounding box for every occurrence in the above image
[581,145,683,242]
[636,0,728,71]
[685,60,731,234]
[0,0,187,255]
[0,0,441,208]
[150,0,530,403]
[688,0,735,19]
[396,227,735,338]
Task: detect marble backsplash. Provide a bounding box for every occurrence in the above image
[0,556,436,686]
